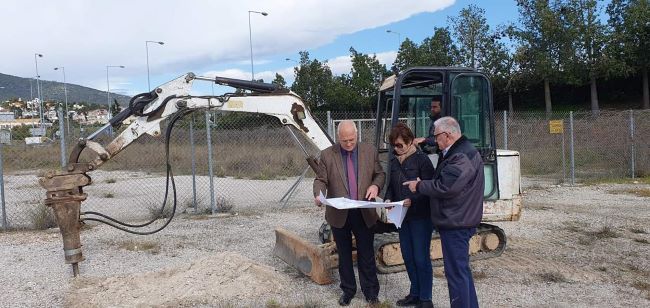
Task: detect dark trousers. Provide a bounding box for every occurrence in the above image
[439,227,478,308]
[331,209,379,300]
[399,218,433,300]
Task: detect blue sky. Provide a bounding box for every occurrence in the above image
[1,0,522,98]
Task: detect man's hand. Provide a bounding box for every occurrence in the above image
[365,185,379,200]
[413,137,425,145]
[402,177,421,193]
[403,198,412,207]
[314,197,322,207]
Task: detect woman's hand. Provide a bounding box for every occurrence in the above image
[403,198,412,207]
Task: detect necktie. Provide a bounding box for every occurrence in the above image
[347,151,357,200]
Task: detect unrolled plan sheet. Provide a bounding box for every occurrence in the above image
[318,191,408,228]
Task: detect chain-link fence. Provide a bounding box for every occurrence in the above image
[1,109,648,230]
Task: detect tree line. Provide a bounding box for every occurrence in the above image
[272,0,649,113]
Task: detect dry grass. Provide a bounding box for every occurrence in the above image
[588,226,619,239]
[608,188,650,198]
[118,240,161,254]
[538,271,569,283]
[630,228,647,234]
[28,203,57,230]
[472,270,488,280]
[634,238,649,244]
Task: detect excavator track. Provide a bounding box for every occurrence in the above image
[374,223,507,274]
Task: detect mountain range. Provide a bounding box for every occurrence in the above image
[0,73,131,107]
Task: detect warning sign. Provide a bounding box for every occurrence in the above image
[549,120,564,134]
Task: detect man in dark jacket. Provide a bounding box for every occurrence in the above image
[404,116,483,308]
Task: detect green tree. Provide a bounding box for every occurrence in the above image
[449,4,490,69]
[607,0,650,109]
[291,51,333,109]
[348,47,390,110]
[271,73,286,88]
[392,38,420,72]
[418,27,460,66]
[564,0,610,113]
[514,0,573,113]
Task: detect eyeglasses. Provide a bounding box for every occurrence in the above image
[433,131,449,138]
[392,142,408,149]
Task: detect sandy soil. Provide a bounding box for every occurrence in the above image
[0,175,648,307]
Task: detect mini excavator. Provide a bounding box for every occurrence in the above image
[40,68,521,283]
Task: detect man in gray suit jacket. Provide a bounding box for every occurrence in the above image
[314,120,385,306]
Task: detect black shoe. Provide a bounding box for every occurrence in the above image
[396,295,420,306]
[416,300,434,308]
[339,294,353,306]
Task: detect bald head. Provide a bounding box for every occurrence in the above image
[337,120,358,151]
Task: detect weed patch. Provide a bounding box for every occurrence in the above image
[105,178,117,184]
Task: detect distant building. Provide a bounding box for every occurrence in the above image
[0,112,14,122]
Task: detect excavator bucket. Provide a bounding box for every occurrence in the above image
[273,228,337,285]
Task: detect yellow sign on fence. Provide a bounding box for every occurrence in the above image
[549,120,564,134]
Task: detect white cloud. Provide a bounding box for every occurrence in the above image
[1,0,453,91]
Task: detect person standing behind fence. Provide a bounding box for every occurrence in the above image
[384,123,435,308]
[404,116,483,308]
[313,120,385,306]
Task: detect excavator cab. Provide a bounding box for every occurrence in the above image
[374,67,499,200]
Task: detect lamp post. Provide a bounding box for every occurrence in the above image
[34,53,44,128]
[106,65,125,134]
[53,67,70,137]
[248,10,268,81]
[145,40,164,91]
[386,29,402,48]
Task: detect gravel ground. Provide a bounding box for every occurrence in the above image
[0,176,649,307]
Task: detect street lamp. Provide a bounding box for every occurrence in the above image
[34,53,44,127]
[54,67,70,137]
[106,65,125,132]
[248,10,268,81]
[145,40,164,91]
[386,29,402,48]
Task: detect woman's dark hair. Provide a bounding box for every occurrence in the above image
[388,122,414,145]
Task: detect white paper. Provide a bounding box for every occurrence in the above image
[318,191,408,228]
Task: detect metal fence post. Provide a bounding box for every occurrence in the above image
[58,106,67,168]
[569,111,575,185]
[327,111,333,139]
[629,110,635,179]
[205,111,216,214]
[561,118,566,181]
[0,143,6,230]
[357,120,362,142]
[503,110,508,150]
[190,114,197,211]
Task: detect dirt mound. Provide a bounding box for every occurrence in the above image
[65,252,290,307]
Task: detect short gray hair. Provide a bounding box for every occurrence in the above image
[434,116,461,136]
[337,120,358,135]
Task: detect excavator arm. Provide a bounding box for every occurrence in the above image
[39,73,334,277]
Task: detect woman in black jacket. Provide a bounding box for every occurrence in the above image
[384,123,435,308]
